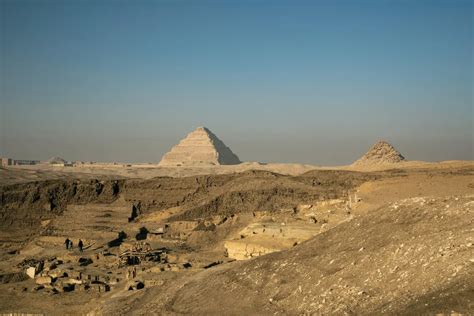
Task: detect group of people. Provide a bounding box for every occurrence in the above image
[64,238,84,252]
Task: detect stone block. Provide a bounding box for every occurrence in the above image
[144,279,164,287]
[35,276,52,285]
[26,267,36,279]
[65,278,83,285]
[170,265,180,272]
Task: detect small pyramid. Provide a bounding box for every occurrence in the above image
[46,156,67,164]
[159,127,241,166]
[353,140,405,166]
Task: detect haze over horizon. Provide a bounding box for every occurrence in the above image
[1,0,472,165]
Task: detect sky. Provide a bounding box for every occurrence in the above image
[1,0,472,165]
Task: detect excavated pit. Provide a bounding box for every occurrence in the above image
[0,170,377,255]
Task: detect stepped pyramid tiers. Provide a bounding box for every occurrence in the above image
[353,140,405,166]
[159,127,241,166]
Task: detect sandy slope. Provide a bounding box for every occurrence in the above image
[98,194,474,315]
[93,164,474,315]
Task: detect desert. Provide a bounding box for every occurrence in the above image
[1,1,472,314]
[0,128,473,315]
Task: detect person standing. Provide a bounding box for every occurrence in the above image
[78,239,84,253]
[64,238,70,249]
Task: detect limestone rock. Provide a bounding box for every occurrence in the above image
[225,222,321,260]
[159,127,241,166]
[225,239,282,260]
[65,278,83,285]
[353,140,405,166]
[26,267,36,279]
[35,276,52,285]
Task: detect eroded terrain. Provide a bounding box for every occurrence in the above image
[0,164,472,315]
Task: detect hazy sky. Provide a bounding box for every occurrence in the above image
[1,0,472,165]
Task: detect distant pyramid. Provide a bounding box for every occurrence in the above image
[353,140,405,166]
[46,156,67,164]
[159,127,241,166]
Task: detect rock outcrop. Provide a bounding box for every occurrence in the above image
[353,140,405,166]
[159,127,241,166]
[225,222,321,260]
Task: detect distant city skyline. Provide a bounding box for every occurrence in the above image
[1,0,472,165]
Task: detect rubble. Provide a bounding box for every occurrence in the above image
[119,242,166,266]
[78,257,93,266]
[35,276,52,285]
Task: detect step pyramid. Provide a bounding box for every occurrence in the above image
[159,127,241,166]
[353,140,405,166]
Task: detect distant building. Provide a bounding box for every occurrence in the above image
[1,157,41,166]
[13,159,40,165]
[1,157,13,167]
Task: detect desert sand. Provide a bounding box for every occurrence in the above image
[0,138,473,315]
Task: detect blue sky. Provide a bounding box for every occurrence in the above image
[1,0,472,164]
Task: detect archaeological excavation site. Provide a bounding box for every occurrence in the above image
[0,128,472,315]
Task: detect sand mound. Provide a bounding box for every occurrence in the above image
[353,140,405,166]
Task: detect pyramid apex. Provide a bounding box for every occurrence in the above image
[374,139,393,146]
[194,126,212,134]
